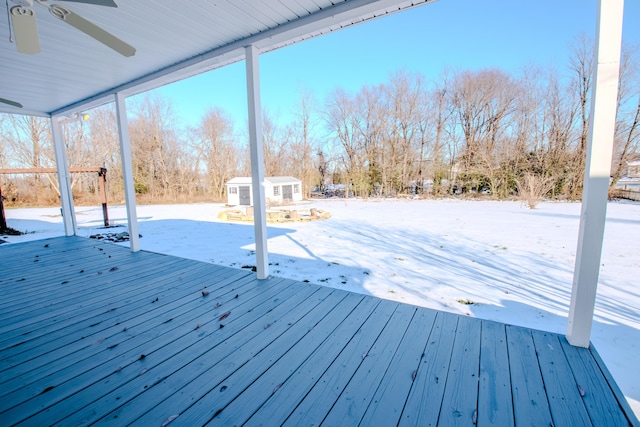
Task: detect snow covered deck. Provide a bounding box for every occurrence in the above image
[1,236,637,426]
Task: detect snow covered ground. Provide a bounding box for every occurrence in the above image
[3,198,639,417]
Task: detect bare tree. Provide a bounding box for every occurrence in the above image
[566,34,594,198]
[516,173,554,209]
[194,107,240,201]
[448,68,518,195]
[2,115,53,203]
[85,105,123,200]
[325,88,365,197]
[611,43,640,187]
[611,96,640,187]
[537,69,577,197]
[384,70,424,194]
[425,86,449,194]
[289,87,320,198]
[261,110,292,177]
[354,84,387,196]
[128,93,183,199]
[504,65,548,197]
[316,148,327,192]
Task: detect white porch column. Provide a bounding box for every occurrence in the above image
[245,44,269,279]
[51,116,77,236]
[566,0,624,347]
[114,92,140,252]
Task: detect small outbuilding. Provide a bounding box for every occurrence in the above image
[627,160,640,178]
[226,176,302,206]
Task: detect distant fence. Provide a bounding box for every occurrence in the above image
[611,189,640,202]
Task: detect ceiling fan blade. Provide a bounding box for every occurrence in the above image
[10,6,41,54]
[58,0,118,8]
[50,5,135,57]
[0,98,23,108]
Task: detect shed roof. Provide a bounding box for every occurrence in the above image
[226,176,301,185]
[266,176,302,184]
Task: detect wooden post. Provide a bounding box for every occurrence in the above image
[115,92,140,252]
[246,44,269,279]
[566,0,624,348]
[98,168,109,227]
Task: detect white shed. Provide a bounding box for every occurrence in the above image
[226,176,302,206]
[627,160,640,178]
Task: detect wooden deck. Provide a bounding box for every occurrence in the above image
[0,236,637,426]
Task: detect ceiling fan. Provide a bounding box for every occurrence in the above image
[8,0,135,57]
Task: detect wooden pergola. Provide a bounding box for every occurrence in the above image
[0,167,110,228]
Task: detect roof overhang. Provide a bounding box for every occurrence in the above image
[0,0,437,118]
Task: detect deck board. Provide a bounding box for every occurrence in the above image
[18,277,303,426]
[242,296,382,426]
[0,261,222,364]
[202,292,365,426]
[0,236,637,426]
[398,311,459,427]
[532,330,593,426]
[508,325,554,426]
[281,299,399,426]
[176,289,350,426]
[358,308,437,427]
[321,303,418,426]
[438,315,482,426]
[559,338,632,426]
[477,320,513,427]
[0,269,257,414]
[0,258,214,346]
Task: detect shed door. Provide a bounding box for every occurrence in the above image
[239,186,251,205]
[282,185,293,201]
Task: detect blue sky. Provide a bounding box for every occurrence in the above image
[153,0,640,131]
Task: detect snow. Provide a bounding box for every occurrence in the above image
[3,198,639,417]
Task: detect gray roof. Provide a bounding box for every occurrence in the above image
[266,176,302,184]
[227,176,301,185]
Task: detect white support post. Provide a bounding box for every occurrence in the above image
[566,0,624,347]
[51,116,77,236]
[245,44,269,279]
[114,92,140,252]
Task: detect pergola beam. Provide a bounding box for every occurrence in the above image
[0,168,105,174]
[566,0,624,348]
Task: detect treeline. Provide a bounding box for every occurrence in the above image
[1,36,639,206]
[325,37,639,199]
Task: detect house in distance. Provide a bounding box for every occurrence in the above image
[615,160,640,191]
[225,176,303,206]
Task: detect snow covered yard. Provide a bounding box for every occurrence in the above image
[3,198,639,416]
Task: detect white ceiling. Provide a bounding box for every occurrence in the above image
[0,0,437,117]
